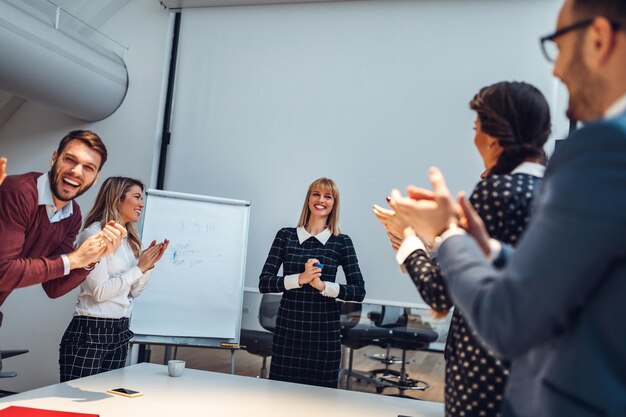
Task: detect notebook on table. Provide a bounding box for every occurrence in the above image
[0,406,98,417]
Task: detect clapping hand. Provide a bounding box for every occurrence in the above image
[69,233,108,269]
[372,204,405,252]
[68,222,130,270]
[138,239,169,273]
[372,204,405,237]
[99,221,128,257]
[388,167,461,244]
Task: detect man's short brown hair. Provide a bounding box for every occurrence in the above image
[572,0,626,25]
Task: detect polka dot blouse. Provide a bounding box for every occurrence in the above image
[404,171,542,417]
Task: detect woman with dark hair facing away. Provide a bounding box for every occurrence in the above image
[259,177,365,388]
[375,81,551,417]
[59,177,169,382]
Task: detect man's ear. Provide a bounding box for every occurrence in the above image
[50,150,58,167]
[588,16,617,68]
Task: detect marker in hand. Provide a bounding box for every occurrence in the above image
[313,263,324,268]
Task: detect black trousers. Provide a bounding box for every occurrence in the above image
[59,316,133,382]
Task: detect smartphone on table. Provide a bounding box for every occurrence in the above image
[107,388,143,398]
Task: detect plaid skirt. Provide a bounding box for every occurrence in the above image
[59,316,134,382]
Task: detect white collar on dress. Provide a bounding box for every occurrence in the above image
[296,226,331,245]
[511,161,545,178]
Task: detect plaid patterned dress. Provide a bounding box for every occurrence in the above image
[259,227,365,388]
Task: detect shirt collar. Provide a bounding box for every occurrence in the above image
[511,161,545,178]
[297,226,331,245]
[604,93,626,119]
[37,172,73,221]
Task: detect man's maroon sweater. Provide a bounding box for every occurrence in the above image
[0,172,88,305]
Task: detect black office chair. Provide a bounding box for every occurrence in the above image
[375,327,437,397]
[367,306,406,378]
[0,312,28,391]
[258,293,281,332]
[342,305,437,397]
[240,293,281,378]
[0,349,29,397]
[239,330,273,378]
[342,322,393,390]
[371,306,438,397]
[338,301,363,387]
[343,305,404,390]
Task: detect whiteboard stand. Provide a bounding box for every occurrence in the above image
[129,189,250,374]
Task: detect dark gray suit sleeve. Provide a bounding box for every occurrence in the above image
[437,120,626,358]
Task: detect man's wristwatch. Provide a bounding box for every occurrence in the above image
[83,260,101,271]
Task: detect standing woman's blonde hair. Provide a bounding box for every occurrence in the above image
[297,177,341,236]
[83,176,144,258]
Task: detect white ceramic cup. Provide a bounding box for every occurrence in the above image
[168,359,186,377]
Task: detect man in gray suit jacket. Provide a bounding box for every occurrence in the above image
[387,0,626,416]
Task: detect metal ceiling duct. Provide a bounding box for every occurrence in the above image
[0,0,128,121]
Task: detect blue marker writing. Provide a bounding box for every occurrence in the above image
[314,263,324,268]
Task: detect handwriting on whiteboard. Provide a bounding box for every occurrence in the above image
[178,220,217,233]
[168,240,221,268]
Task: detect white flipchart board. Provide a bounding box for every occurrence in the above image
[130,189,250,346]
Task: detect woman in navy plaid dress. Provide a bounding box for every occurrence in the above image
[259,177,365,388]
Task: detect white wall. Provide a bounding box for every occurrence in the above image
[165,0,567,311]
[0,0,171,392]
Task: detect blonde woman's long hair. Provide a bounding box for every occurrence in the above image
[297,177,341,236]
[83,176,144,258]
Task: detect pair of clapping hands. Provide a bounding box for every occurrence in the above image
[299,259,326,292]
[68,221,129,270]
[373,167,491,256]
[137,239,170,273]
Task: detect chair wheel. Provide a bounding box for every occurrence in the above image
[376,386,384,394]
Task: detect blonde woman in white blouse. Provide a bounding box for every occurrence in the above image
[59,177,168,382]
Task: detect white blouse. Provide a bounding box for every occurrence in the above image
[73,223,152,318]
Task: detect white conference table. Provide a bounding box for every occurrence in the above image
[0,363,443,417]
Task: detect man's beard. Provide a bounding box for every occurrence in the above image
[565,44,608,122]
[48,163,93,203]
